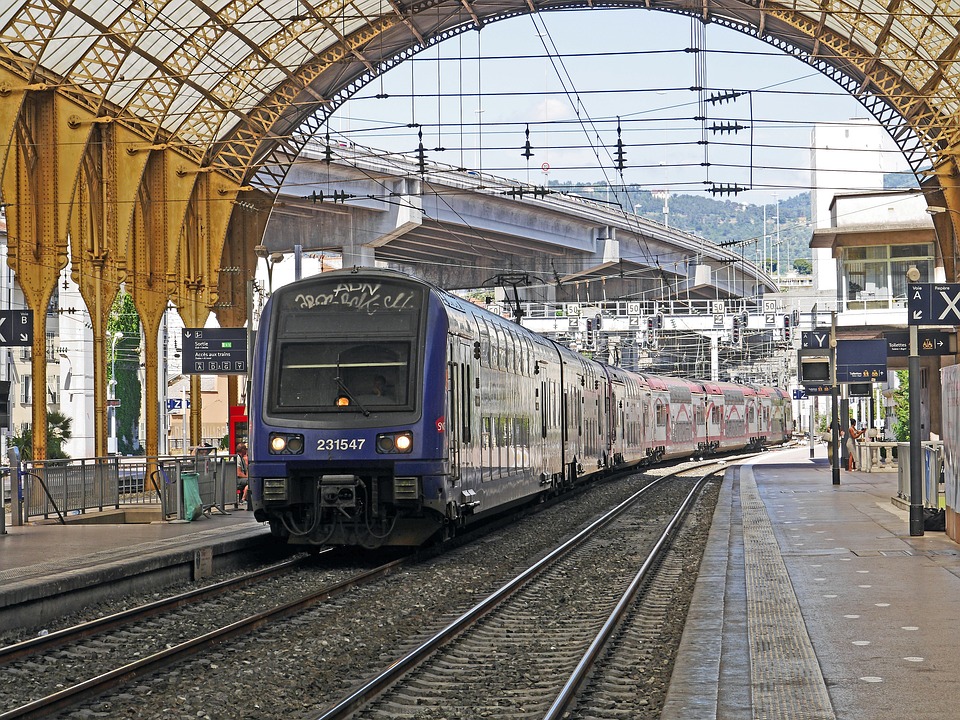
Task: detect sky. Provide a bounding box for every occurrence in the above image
[323,8,911,208]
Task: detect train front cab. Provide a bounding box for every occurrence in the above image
[250,271,453,548]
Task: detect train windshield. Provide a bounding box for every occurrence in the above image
[268,276,425,415]
[276,341,411,411]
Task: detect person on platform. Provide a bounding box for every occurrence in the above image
[846,419,864,471]
[236,443,250,510]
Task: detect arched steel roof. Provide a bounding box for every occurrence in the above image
[2,0,959,189]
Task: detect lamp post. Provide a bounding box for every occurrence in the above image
[254,245,284,294]
[109,331,123,455]
[906,265,924,536]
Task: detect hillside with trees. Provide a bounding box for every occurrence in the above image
[550,172,918,275]
[550,182,814,274]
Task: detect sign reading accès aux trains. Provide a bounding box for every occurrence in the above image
[182,328,247,375]
[0,310,33,347]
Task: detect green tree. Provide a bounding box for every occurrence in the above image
[892,369,910,442]
[9,410,74,460]
[793,258,813,275]
[109,292,143,455]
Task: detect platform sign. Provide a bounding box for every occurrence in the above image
[908,283,960,325]
[885,330,956,357]
[182,328,248,375]
[0,310,33,347]
[792,388,807,400]
[803,384,834,396]
[801,329,831,349]
[836,339,887,382]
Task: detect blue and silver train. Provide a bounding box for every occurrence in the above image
[249,267,792,548]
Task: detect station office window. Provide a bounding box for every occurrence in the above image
[841,243,933,309]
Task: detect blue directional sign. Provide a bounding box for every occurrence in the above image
[792,388,807,400]
[908,283,960,325]
[885,330,955,357]
[0,310,33,347]
[836,339,887,382]
[182,328,248,375]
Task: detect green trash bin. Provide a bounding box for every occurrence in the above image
[181,472,203,521]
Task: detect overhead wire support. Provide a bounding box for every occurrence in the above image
[709,121,747,135]
[417,128,427,174]
[614,117,626,172]
[522,124,534,159]
[483,273,543,323]
[707,183,749,196]
[707,89,747,105]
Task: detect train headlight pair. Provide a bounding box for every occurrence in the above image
[376,431,413,454]
[269,433,304,454]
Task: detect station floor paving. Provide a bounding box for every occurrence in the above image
[664,445,960,720]
[0,503,269,631]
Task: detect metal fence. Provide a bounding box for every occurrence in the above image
[8,451,240,525]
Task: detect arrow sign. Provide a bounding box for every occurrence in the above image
[0,310,34,347]
[885,330,955,357]
[801,329,831,349]
[908,282,960,326]
[182,328,248,375]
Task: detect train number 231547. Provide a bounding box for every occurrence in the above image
[317,438,366,451]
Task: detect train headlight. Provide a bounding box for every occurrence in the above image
[376,431,414,454]
[269,433,305,454]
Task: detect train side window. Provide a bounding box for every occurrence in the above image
[481,416,492,481]
[479,320,490,367]
[540,384,547,438]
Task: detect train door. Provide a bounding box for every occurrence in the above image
[447,357,461,481]
[447,341,474,484]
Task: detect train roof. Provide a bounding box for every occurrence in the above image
[282,268,790,400]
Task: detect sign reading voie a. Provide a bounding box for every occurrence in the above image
[908,282,960,325]
[182,328,247,375]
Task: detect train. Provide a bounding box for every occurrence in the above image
[248,267,792,548]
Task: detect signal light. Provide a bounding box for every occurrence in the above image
[783,314,792,341]
[731,317,741,345]
[655,313,663,329]
[646,317,655,331]
[595,313,602,330]
[586,318,593,332]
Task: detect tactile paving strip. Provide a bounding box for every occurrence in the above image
[741,466,836,720]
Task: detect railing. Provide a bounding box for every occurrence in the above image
[857,441,899,473]
[9,452,241,525]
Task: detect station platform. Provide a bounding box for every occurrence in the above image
[664,445,960,720]
[0,504,271,632]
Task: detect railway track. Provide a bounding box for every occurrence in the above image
[0,552,409,720]
[0,453,749,719]
[309,461,724,720]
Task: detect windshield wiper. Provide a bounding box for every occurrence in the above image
[335,357,370,416]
